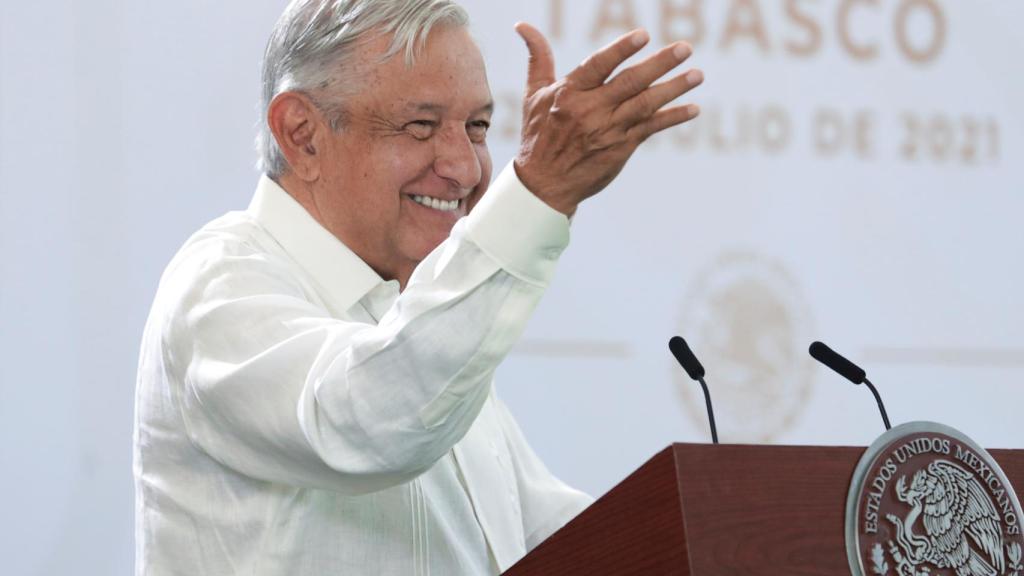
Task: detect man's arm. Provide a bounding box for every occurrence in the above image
[159,165,566,495]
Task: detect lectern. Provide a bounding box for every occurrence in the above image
[503,444,1024,575]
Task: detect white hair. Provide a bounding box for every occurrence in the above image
[256,0,469,177]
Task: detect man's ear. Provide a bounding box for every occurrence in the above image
[267,92,326,182]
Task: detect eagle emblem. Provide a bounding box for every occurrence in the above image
[885,460,1005,576]
[847,424,1024,576]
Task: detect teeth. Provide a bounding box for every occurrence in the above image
[412,195,459,212]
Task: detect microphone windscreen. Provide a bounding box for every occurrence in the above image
[809,341,866,384]
[669,336,706,380]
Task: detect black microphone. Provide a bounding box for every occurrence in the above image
[669,336,718,444]
[808,341,891,430]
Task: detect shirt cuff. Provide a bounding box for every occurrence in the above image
[464,162,571,286]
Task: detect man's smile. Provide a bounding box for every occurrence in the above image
[411,194,461,212]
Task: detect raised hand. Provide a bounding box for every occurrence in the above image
[513,23,703,216]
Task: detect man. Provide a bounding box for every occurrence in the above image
[134,0,702,574]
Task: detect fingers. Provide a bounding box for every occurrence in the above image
[515,22,556,96]
[603,41,693,104]
[613,69,703,126]
[568,29,649,90]
[629,103,701,141]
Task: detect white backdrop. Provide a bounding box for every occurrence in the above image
[2,1,1021,574]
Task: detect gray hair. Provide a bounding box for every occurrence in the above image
[256,0,470,177]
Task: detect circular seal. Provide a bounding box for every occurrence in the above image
[675,251,815,442]
[847,422,1024,576]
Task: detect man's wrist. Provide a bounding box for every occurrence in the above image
[464,161,570,285]
[511,159,578,217]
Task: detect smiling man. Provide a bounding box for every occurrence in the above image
[134,0,702,574]
[272,21,496,286]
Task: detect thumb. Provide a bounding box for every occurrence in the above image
[515,22,556,96]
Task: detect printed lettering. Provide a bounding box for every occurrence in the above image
[660,0,705,45]
[720,0,770,52]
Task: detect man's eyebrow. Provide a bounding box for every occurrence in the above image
[406,101,495,115]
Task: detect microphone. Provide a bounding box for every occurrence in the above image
[669,336,718,444]
[808,341,891,430]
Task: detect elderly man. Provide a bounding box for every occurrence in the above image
[134,0,702,574]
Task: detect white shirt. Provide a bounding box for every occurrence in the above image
[133,163,592,575]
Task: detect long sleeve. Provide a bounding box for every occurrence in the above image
[151,163,569,495]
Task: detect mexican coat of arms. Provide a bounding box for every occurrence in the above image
[847,422,1024,576]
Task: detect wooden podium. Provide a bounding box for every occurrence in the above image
[503,443,1024,575]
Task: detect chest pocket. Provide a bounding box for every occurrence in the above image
[451,394,526,572]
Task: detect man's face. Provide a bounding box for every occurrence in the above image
[311,25,493,284]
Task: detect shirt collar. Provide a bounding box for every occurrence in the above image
[247,174,384,314]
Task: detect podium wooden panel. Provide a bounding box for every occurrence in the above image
[503,443,1024,575]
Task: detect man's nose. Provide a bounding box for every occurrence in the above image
[433,126,482,190]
